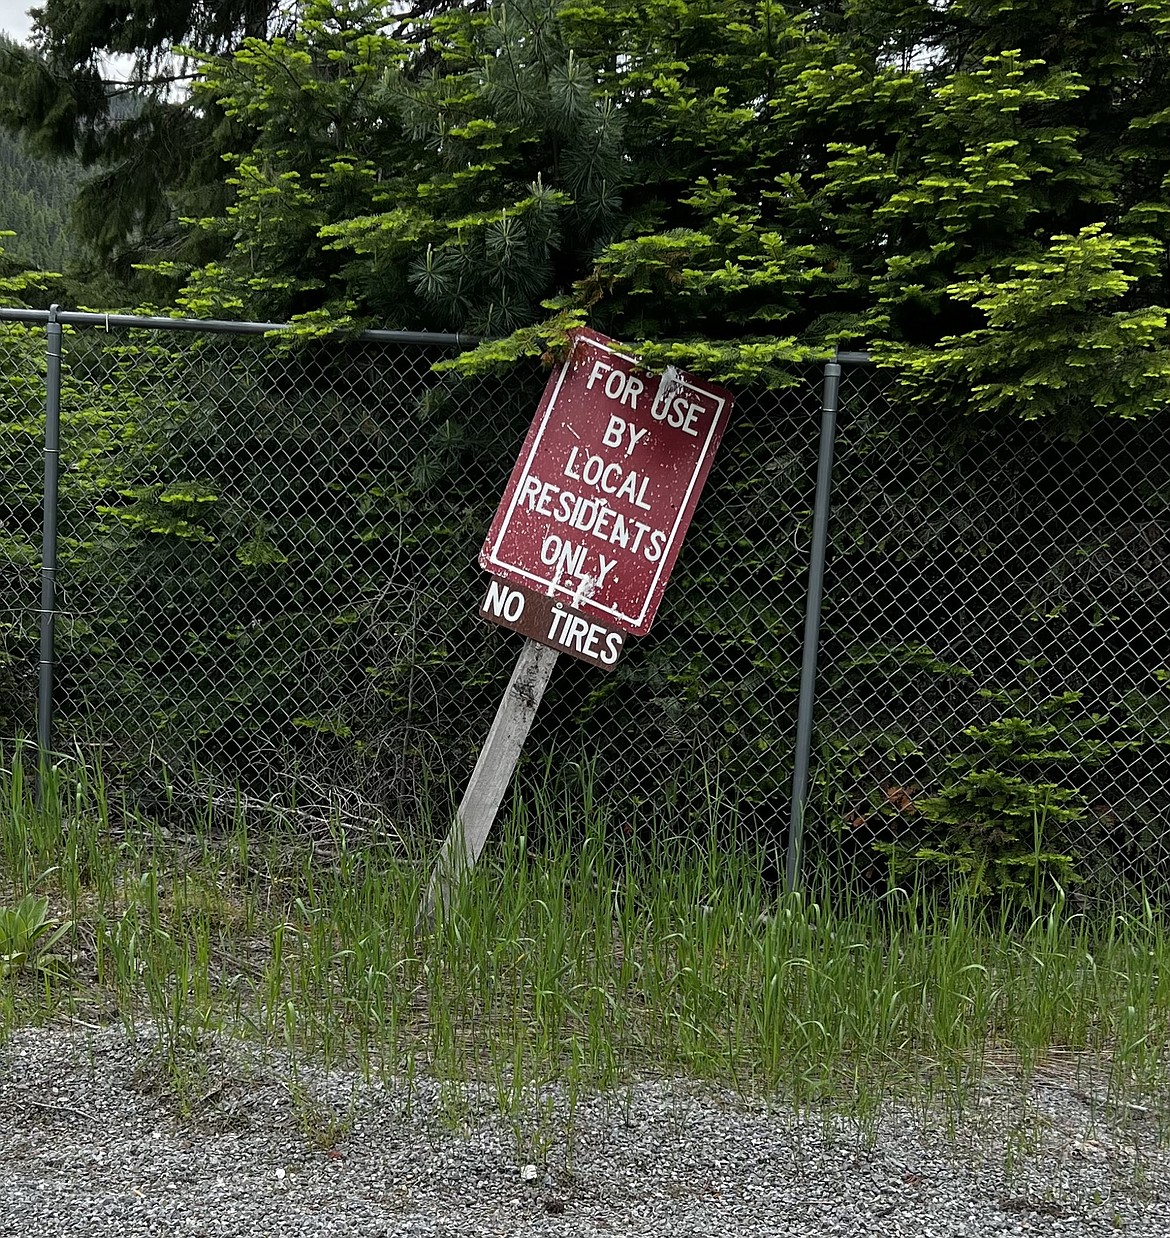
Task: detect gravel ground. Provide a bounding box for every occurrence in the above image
[0,1024,1167,1237]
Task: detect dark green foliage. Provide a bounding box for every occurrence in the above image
[0,3,284,268]
[0,312,820,842]
[5,312,1170,896]
[806,387,1170,900]
[40,332,533,797]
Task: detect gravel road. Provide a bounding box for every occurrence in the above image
[1,1024,1166,1237]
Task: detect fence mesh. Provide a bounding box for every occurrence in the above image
[3,316,1170,899]
[806,365,1170,901]
[0,320,819,861]
[0,321,44,737]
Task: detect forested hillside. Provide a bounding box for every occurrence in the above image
[0,114,80,273]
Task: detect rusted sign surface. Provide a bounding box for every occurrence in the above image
[479,578,626,671]
[480,328,732,637]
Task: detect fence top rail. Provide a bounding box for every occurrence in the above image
[1,307,874,366]
[0,306,477,348]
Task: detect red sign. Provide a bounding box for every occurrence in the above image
[480,329,732,637]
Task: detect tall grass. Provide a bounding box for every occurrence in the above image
[1,746,1168,1133]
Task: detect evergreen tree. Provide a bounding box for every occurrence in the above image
[155,0,1170,422]
[0,1,287,265]
[173,0,627,333]
[5,0,1169,421]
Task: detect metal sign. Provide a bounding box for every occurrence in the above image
[480,328,732,637]
[479,578,626,671]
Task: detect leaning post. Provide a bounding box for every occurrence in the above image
[422,329,733,921]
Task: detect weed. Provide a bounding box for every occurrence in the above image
[0,893,72,978]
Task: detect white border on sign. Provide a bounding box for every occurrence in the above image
[484,335,727,631]
[637,365,726,628]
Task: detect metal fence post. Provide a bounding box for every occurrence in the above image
[37,304,63,768]
[785,357,842,894]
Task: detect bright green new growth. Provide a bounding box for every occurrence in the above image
[0,893,71,978]
[52,0,1154,430]
[5,3,1170,425]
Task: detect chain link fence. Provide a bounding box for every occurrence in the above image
[3,311,1170,900]
[0,314,820,863]
[807,365,1170,901]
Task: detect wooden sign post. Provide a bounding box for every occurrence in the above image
[423,330,732,918]
[422,639,559,916]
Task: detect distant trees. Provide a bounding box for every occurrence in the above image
[0,124,81,272]
[0,3,482,273]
